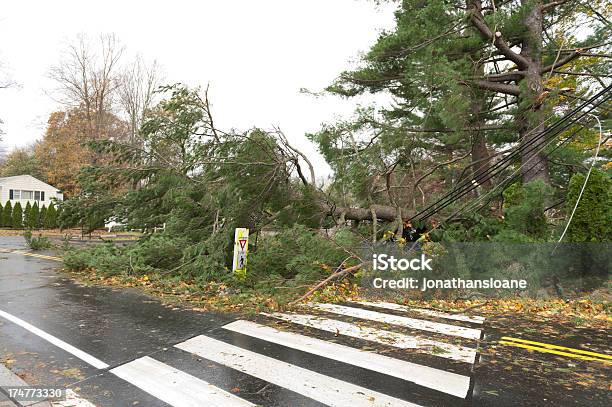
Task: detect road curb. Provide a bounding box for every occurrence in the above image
[0,364,52,407]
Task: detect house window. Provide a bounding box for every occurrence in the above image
[8,189,47,201]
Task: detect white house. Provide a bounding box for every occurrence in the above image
[0,175,63,207]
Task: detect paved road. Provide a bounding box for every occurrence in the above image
[0,236,609,406]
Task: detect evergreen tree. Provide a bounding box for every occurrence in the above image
[317,0,609,219]
[55,205,63,229]
[566,170,612,242]
[24,202,32,228]
[28,202,40,229]
[2,201,12,228]
[12,202,23,228]
[503,181,553,239]
[0,202,3,227]
[45,204,57,229]
[39,205,47,229]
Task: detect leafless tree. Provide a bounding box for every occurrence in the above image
[0,119,6,162]
[0,59,15,153]
[116,55,162,144]
[49,33,124,143]
[0,60,16,90]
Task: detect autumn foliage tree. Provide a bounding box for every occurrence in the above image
[33,107,130,197]
[1,34,161,200]
[0,145,44,179]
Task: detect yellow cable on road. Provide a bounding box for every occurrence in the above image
[501,336,612,360]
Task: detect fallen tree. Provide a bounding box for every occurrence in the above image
[61,85,412,239]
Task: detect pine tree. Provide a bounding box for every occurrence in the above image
[321,0,609,200]
[2,201,12,228]
[12,202,23,228]
[0,202,3,227]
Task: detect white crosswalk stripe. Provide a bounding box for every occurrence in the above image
[262,311,477,363]
[104,301,485,406]
[175,335,422,407]
[223,319,471,397]
[51,390,98,407]
[351,300,486,324]
[307,302,482,339]
[110,356,256,407]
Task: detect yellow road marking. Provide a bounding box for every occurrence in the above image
[0,249,62,262]
[499,341,612,364]
[501,336,612,360]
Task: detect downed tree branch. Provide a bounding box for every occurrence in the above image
[323,202,413,223]
[275,127,316,185]
[370,206,378,242]
[289,263,363,306]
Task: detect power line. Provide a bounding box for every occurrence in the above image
[454,122,590,221]
[421,119,593,239]
[413,86,611,221]
[409,85,611,223]
[433,107,605,221]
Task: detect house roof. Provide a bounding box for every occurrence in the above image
[0,175,61,192]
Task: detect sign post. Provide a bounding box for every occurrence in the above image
[232,228,249,279]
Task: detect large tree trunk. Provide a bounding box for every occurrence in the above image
[472,132,491,190]
[320,202,412,223]
[470,65,492,190]
[518,0,550,184]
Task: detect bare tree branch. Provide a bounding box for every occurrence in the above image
[468,2,531,70]
[541,51,582,73]
[541,0,571,12]
[274,127,316,185]
[117,55,161,143]
[469,79,521,95]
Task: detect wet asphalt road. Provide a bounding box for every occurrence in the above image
[0,237,233,406]
[0,236,610,406]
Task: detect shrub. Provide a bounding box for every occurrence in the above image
[438,214,502,242]
[63,235,187,276]
[39,205,47,229]
[62,248,93,271]
[45,204,58,229]
[25,202,40,229]
[247,225,357,288]
[0,202,8,228]
[23,230,52,251]
[565,169,611,242]
[63,244,132,274]
[12,202,23,228]
[502,181,553,239]
[24,202,32,228]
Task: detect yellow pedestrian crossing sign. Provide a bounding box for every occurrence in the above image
[232,228,249,278]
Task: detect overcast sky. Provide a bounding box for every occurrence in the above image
[0,0,396,176]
